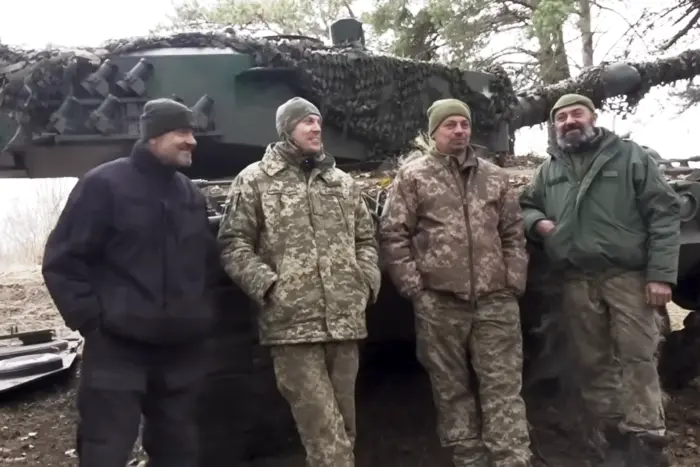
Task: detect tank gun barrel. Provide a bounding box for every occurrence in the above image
[509,48,700,129]
[510,62,642,129]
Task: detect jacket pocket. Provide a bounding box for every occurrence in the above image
[314,184,353,238]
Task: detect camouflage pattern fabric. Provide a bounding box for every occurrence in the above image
[217,142,381,345]
[269,341,359,467]
[414,290,531,467]
[379,143,531,466]
[562,269,666,437]
[379,145,528,302]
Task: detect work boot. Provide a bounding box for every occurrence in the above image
[625,433,671,467]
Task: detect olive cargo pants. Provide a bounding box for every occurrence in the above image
[413,290,532,467]
[269,341,359,467]
[562,270,665,436]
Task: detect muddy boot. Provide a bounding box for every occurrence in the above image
[626,433,670,467]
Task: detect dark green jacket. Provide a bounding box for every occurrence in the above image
[519,128,681,285]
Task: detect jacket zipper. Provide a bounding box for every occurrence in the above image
[160,199,168,311]
[306,169,329,334]
[447,163,478,310]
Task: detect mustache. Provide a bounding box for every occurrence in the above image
[177,143,195,151]
[562,123,583,133]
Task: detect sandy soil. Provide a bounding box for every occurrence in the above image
[0,267,698,467]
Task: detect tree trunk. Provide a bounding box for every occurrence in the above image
[578,0,594,67]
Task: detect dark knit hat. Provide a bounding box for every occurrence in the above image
[139,98,197,141]
[275,97,321,137]
[427,98,472,135]
[550,94,596,122]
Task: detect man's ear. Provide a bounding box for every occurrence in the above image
[592,112,598,125]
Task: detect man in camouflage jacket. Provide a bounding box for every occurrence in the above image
[217,97,381,467]
[379,98,532,467]
[519,94,680,466]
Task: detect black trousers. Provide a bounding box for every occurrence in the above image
[76,329,208,467]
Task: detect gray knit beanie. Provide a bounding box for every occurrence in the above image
[139,98,196,140]
[275,97,321,137]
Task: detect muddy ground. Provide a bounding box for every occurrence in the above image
[1,267,699,467]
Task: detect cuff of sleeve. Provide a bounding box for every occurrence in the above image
[361,266,381,304]
[252,271,278,306]
[646,270,677,287]
[77,312,102,337]
[523,212,547,239]
[401,281,423,300]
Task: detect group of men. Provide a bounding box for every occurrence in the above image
[41,89,680,467]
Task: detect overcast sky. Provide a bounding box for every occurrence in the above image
[0,0,698,215]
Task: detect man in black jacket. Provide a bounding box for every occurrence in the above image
[42,98,219,467]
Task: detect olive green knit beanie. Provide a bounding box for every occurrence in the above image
[427,98,472,135]
[550,93,596,122]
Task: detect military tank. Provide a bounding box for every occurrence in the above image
[3,18,700,466]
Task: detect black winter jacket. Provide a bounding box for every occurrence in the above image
[42,144,219,345]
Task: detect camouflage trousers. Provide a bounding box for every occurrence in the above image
[269,341,359,467]
[414,290,532,467]
[562,269,666,436]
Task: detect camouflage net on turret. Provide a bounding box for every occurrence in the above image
[0,32,517,160]
[5,28,700,160]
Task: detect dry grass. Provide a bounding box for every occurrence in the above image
[0,265,72,339]
[668,302,691,330]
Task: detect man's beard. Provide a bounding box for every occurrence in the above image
[556,122,597,151]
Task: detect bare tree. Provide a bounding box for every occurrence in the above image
[1,178,75,267]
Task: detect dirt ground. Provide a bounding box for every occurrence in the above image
[1,267,699,466]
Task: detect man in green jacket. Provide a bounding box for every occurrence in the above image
[519,94,680,467]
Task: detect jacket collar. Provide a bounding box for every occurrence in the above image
[429,144,479,172]
[130,142,177,180]
[260,142,337,181]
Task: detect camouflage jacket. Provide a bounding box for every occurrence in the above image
[379,146,528,303]
[217,143,381,345]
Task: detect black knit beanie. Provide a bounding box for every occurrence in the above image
[139,98,197,141]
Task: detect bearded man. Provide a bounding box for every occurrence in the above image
[42,98,219,467]
[380,98,532,467]
[519,93,681,466]
[217,97,381,467]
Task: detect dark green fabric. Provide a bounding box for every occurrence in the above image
[568,151,597,180]
[519,128,681,285]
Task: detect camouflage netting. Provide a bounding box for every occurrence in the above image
[3,30,700,159]
[198,151,695,219]
[0,31,517,159]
